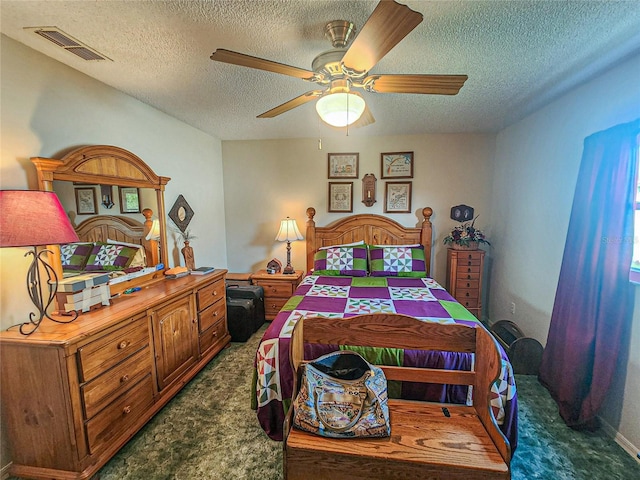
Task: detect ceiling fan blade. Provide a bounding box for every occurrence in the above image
[351,104,376,128]
[211,49,316,80]
[341,0,423,76]
[364,74,468,95]
[257,90,324,118]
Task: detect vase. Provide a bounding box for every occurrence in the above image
[181,241,196,271]
[452,241,479,251]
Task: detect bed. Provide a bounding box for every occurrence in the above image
[253,207,517,450]
[58,211,161,294]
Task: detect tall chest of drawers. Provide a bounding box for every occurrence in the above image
[0,270,230,480]
[446,249,485,319]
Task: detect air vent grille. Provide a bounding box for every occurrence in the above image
[26,27,111,61]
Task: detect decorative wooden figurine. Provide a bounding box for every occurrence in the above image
[182,240,195,271]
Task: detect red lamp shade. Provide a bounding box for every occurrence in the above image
[0,190,79,247]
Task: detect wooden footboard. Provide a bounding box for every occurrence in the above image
[284,314,511,480]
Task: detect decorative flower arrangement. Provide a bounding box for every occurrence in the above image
[443,219,490,249]
[172,227,197,244]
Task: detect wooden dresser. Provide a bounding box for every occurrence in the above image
[0,270,230,480]
[446,249,485,319]
[251,269,304,320]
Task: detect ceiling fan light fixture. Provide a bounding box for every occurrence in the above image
[316,92,365,127]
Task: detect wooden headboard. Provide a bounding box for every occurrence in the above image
[305,207,434,275]
[74,210,157,266]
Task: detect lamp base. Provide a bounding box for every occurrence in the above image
[283,240,295,274]
[19,248,78,336]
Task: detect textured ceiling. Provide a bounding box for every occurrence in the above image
[2,0,639,141]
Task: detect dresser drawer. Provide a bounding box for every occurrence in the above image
[258,281,295,298]
[85,374,154,454]
[197,278,225,311]
[457,253,483,264]
[458,297,480,309]
[456,265,481,275]
[265,297,288,318]
[81,346,152,420]
[199,300,226,333]
[456,278,479,290]
[456,288,480,300]
[199,317,227,355]
[78,316,149,382]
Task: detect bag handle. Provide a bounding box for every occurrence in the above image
[314,387,368,432]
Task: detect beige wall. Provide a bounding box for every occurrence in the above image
[490,52,640,456]
[222,133,495,287]
[0,36,227,471]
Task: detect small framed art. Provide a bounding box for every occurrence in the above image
[119,187,141,214]
[328,153,359,179]
[381,151,413,179]
[328,182,353,213]
[75,187,97,215]
[384,181,412,213]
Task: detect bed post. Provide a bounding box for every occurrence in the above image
[421,207,433,276]
[306,207,316,274]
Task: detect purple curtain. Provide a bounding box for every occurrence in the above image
[539,119,640,428]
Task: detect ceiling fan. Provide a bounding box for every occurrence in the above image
[210,0,468,128]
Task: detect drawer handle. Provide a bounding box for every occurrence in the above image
[118,341,129,350]
[465,292,470,297]
[466,275,472,279]
[123,405,132,415]
[466,283,470,287]
[121,374,129,383]
[213,311,218,316]
[467,268,472,273]
[271,288,277,293]
[212,331,218,337]
[212,290,218,297]
[270,304,277,309]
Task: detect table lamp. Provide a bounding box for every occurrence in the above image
[275,217,303,274]
[0,190,80,335]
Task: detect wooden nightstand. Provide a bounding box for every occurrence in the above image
[251,269,304,320]
[446,248,485,319]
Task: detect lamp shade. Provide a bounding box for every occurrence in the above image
[316,92,366,127]
[145,219,161,241]
[0,190,79,247]
[275,217,303,242]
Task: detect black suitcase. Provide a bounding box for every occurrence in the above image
[225,284,266,331]
[227,297,256,342]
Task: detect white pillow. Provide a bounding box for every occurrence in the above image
[319,240,366,250]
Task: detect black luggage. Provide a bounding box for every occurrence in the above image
[225,283,266,331]
[227,297,256,342]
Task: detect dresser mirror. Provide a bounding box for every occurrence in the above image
[32,145,171,289]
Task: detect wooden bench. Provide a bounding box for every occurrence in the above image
[284,314,511,480]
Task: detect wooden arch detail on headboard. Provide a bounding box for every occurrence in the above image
[305,207,434,275]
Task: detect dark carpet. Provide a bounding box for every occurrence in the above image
[15,324,639,479]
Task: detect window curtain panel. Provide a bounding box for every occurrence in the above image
[539,119,640,428]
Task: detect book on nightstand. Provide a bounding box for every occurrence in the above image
[191,266,215,275]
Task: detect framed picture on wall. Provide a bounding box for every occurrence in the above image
[381,152,414,179]
[119,187,141,214]
[75,187,97,215]
[328,182,353,212]
[328,153,359,179]
[384,181,412,213]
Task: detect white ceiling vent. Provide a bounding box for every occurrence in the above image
[25,27,111,61]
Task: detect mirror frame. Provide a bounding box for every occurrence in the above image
[32,145,171,279]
